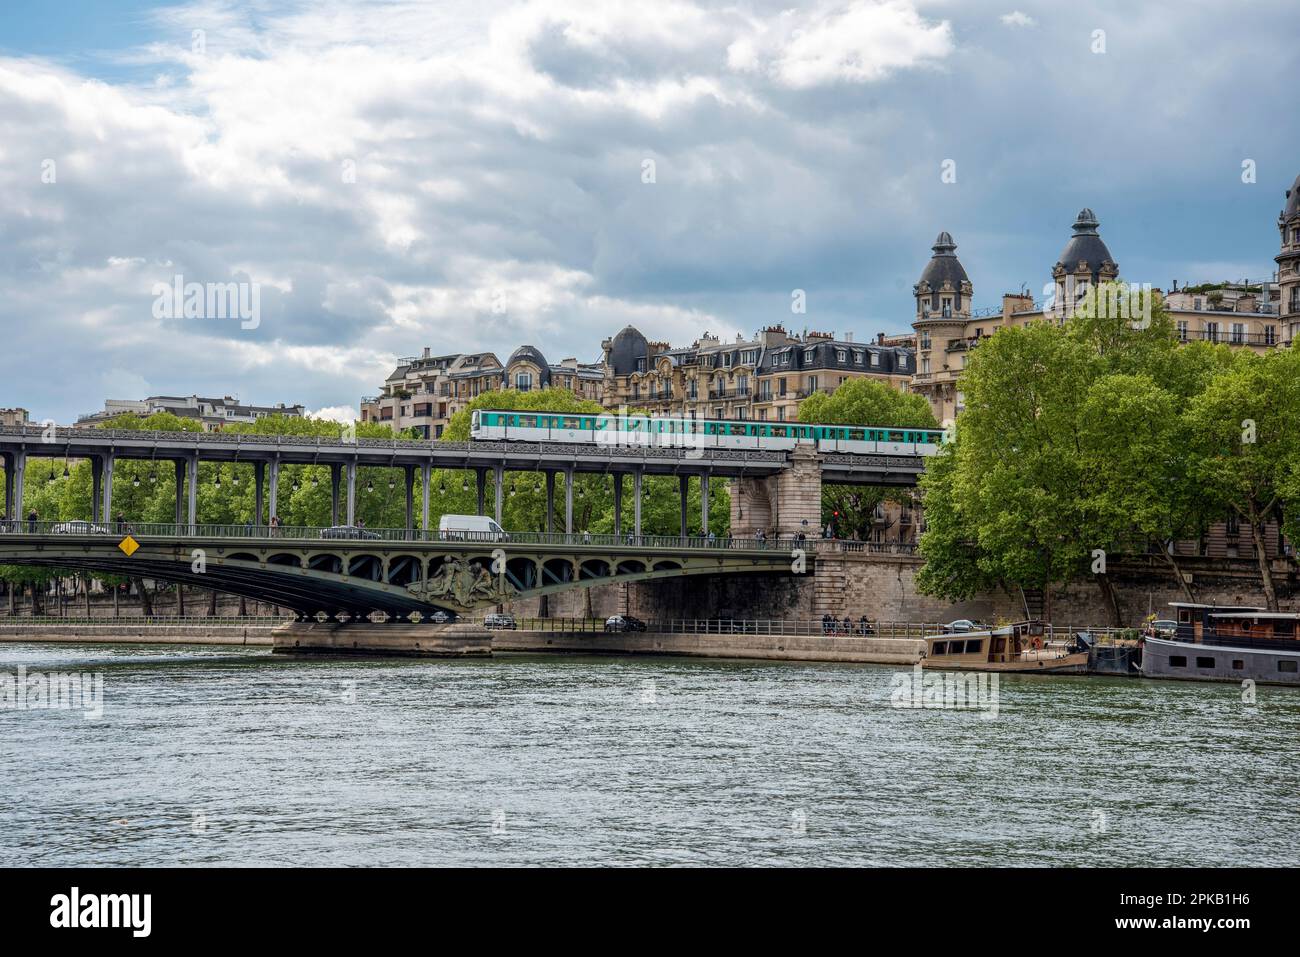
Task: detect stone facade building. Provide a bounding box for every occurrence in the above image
[912,185,1296,427]
[600,324,913,421]
[0,408,29,428]
[76,395,305,431]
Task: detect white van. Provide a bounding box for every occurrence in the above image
[439,514,510,542]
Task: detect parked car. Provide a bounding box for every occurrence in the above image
[51,521,110,535]
[428,610,457,624]
[439,514,510,542]
[605,614,647,633]
[483,613,517,630]
[321,524,381,540]
[945,619,979,633]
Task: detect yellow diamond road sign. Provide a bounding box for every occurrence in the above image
[118,535,140,557]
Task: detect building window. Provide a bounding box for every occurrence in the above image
[778,377,787,396]
[921,357,930,374]
[899,355,908,369]
[636,358,647,373]
[1176,320,1189,342]
[870,352,880,367]
[740,350,757,365]
[1205,321,1219,342]
[835,348,847,363]
[1231,322,1245,345]
[515,373,532,391]
[802,349,815,363]
[941,297,952,317]
[1266,325,1277,345]
[807,375,818,393]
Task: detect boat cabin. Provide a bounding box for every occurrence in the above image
[1166,602,1264,643]
[925,621,1046,666]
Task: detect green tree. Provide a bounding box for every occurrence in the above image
[1186,347,1300,610]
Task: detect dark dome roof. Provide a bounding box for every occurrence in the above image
[607,325,648,376]
[1284,173,1300,221]
[1056,208,1116,275]
[917,231,969,289]
[507,345,550,385]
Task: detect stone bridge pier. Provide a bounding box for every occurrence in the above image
[729,444,823,538]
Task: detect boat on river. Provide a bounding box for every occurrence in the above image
[1140,602,1300,686]
[921,620,1090,674]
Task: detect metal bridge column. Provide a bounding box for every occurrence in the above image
[268,457,280,524]
[493,465,504,525]
[679,475,688,538]
[475,469,486,516]
[173,460,185,526]
[10,450,25,526]
[565,469,574,534]
[633,471,643,538]
[254,461,266,526]
[404,466,415,532]
[102,454,115,527]
[420,462,431,534]
[91,456,103,523]
[330,464,341,525]
[186,455,198,533]
[1,451,11,521]
[613,473,623,536]
[345,460,357,526]
[700,472,710,536]
[545,471,555,534]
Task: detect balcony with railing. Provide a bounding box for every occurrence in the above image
[1177,328,1283,347]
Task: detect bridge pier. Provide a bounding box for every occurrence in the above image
[101,454,114,526]
[330,463,341,525]
[186,455,198,532]
[476,468,487,516]
[346,460,357,525]
[729,444,822,538]
[633,470,643,537]
[90,455,102,523]
[4,451,22,524]
[565,469,574,533]
[493,465,504,524]
[268,457,280,523]
[254,461,266,526]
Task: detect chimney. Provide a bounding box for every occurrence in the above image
[844,331,853,343]
[423,347,431,359]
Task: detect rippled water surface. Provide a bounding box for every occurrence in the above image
[3,642,1298,866]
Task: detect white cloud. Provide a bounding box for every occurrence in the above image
[999,11,1037,28]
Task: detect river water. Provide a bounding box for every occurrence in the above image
[2,642,1297,867]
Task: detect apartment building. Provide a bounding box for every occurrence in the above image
[76,395,305,431]
[600,325,913,421]
[0,408,29,427]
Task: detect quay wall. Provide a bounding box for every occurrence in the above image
[0,623,275,645]
[495,629,925,664]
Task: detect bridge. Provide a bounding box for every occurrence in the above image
[0,424,928,541]
[0,521,811,620]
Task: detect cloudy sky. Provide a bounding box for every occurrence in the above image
[3,0,1298,423]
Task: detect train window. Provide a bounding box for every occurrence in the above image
[561,417,581,429]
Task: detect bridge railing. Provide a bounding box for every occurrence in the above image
[0,519,818,552]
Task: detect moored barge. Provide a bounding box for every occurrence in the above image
[1140,602,1300,686]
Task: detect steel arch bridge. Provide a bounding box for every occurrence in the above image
[0,524,810,620]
